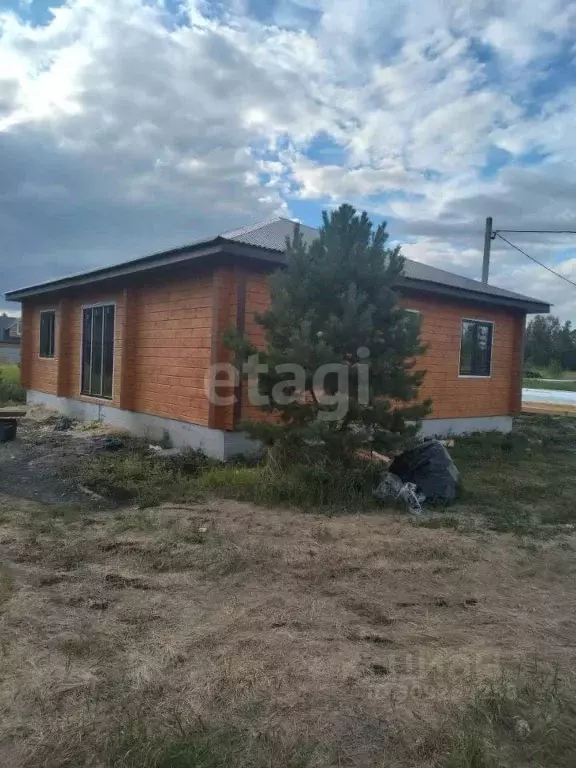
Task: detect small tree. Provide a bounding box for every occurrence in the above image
[233,204,430,464]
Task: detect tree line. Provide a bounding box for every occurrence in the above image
[525,315,576,372]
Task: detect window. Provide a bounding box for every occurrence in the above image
[39,310,56,358]
[81,304,115,399]
[460,319,493,377]
[403,308,422,335]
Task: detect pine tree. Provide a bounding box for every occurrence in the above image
[233,204,430,464]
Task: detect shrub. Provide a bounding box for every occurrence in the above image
[0,366,26,404]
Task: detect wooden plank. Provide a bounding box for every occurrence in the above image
[0,407,27,419]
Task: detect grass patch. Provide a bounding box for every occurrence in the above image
[197,460,380,512]
[445,415,576,536]
[443,667,576,767]
[523,379,576,391]
[525,366,576,381]
[0,363,25,404]
[201,415,576,529]
[77,449,214,507]
[109,720,315,768]
[72,414,576,530]
[0,569,14,611]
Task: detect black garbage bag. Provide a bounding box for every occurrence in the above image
[389,439,461,503]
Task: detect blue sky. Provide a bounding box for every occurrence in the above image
[2,0,576,318]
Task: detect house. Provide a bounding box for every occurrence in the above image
[0,313,22,364]
[5,218,550,459]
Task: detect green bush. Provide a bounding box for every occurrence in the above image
[0,366,26,404]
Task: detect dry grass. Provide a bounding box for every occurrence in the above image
[1,491,576,767]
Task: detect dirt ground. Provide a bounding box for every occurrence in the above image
[1,487,576,766]
[0,409,125,505]
[1,410,576,766]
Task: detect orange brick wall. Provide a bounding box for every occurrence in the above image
[238,271,274,424]
[128,273,214,425]
[237,278,525,422]
[20,266,526,429]
[209,267,239,431]
[22,272,213,425]
[21,302,59,395]
[399,294,525,418]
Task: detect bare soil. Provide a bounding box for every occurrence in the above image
[2,409,576,765]
[1,489,575,766]
[0,408,126,505]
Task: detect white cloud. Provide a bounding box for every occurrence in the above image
[2,0,576,321]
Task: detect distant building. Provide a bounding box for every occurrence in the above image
[0,313,21,364]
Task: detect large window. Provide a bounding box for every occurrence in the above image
[39,310,56,358]
[460,319,493,377]
[81,304,115,399]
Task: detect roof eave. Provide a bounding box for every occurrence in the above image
[4,239,291,302]
[5,239,226,301]
[5,240,550,314]
[399,277,550,314]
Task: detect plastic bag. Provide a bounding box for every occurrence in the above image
[373,472,426,515]
[388,439,461,503]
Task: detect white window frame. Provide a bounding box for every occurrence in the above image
[80,302,116,400]
[458,317,494,379]
[39,309,56,359]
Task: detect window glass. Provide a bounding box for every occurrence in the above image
[81,305,115,398]
[39,311,56,358]
[460,320,493,377]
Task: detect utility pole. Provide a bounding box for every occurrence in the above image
[482,216,492,284]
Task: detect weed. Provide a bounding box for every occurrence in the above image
[417,515,463,531]
[77,453,205,508]
[443,667,576,767]
[158,430,173,450]
[45,503,86,522]
[109,718,315,768]
[0,570,14,611]
[447,415,576,536]
[197,459,380,513]
[0,365,25,404]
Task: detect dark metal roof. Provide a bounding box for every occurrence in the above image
[222,217,320,250]
[5,217,551,313]
[222,218,549,310]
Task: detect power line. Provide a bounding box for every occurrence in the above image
[495,229,576,235]
[494,232,576,289]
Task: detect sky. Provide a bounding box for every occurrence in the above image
[1,0,576,319]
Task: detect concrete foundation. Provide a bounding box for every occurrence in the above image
[26,390,259,460]
[27,390,513,459]
[419,415,513,437]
